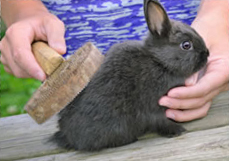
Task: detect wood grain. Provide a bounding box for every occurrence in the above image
[0,91,228,161]
[17,126,229,161]
[32,42,65,76]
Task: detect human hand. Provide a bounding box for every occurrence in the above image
[159,1,229,122]
[159,54,229,122]
[0,11,66,81]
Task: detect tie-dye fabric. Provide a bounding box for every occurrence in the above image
[41,0,201,56]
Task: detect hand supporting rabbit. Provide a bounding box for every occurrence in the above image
[51,0,209,151]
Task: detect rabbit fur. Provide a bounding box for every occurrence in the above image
[50,0,209,151]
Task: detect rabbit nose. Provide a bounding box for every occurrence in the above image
[206,49,209,56]
[202,49,209,57]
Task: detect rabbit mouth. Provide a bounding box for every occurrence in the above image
[200,50,209,63]
[197,65,207,81]
[194,50,209,73]
[203,49,210,57]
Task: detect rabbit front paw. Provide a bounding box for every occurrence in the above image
[157,122,186,138]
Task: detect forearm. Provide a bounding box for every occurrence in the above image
[1,0,48,27]
[192,0,229,52]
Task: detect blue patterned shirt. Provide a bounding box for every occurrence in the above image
[41,0,201,56]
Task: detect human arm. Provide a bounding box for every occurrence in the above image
[159,0,229,122]
[0,0,66,81]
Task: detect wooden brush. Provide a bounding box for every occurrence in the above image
[25,41,104,124]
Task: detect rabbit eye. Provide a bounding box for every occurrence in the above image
[180,41,193,50]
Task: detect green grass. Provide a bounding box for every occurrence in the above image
[0,63,41,117]
[0,21,41,117]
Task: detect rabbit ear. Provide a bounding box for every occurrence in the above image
[144,0,171,37]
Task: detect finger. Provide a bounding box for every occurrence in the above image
[159,84,226,110]
[43,17,66,54]
[185,72,199,86]
[12,45,46,81]
[166,102,211,122]
[6,36,46,81]
[4,66,30,80]
[168,62,229,99]
[8,59,33,78]
[3,66,13,75]
[2,54,27,77]
[0,40,6,63]
[0,40,13,72]
[160,96,206,110]
[220,82,229,92]
[226,82,229,91]
[185,65,207,86]
[0,53,6,64]
[1,39,30,78]
[0,51,10,69]
[3,23,47,80]
[2,46,33,78]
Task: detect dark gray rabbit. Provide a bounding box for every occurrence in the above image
[51,0,209,151]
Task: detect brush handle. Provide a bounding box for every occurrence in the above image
[32,41,65,76]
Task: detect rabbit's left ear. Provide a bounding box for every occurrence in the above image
[144,0,171,37]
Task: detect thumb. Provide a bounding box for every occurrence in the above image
[185,66,207,86]
[44,19,66,55]
[185,72,199,86]
[48,35,66,55]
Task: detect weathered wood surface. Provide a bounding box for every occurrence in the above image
[0,91,228,161]
[16,126,229,161]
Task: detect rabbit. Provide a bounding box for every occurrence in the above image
[50,0,209,151]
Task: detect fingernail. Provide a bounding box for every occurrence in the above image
[51,42,66,54]
[186,76,195,86]
[36,72,46,81]
[166,111,175,119]
[159,99,171,107]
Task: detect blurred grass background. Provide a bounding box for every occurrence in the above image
[0,20,41,117]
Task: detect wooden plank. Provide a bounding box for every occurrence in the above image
[0,115,62,161]
[17,125,229,161]
[0,91,228,161]
[182,90,229,132]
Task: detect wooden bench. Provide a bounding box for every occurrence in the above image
[0,91,229,161]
